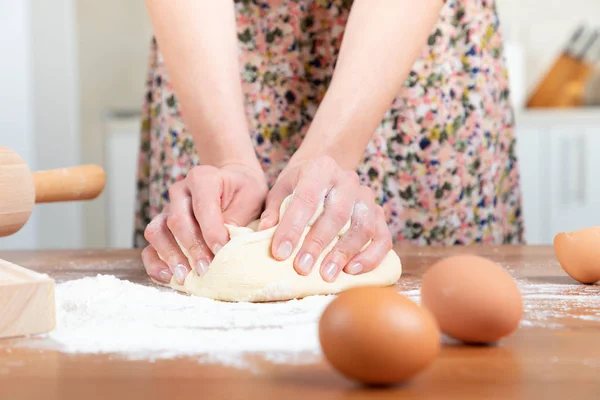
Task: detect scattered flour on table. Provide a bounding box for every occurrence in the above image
[38,275,338,367]
[517,282,600,328]
[15,274,600,368]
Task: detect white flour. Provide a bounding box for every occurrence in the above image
[518,282,600,328]
[14,273,600,368]
[41,275,338,366]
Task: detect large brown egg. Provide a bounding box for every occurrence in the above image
[318,286,440,385]
[420,255,522,344]
[554,227,600,283]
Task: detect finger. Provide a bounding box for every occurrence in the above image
[186,166,229,254]
[271,157,338,261]
[320,191,377,282]
[293,178,355,276]
[166,182,212,276]
[222,187,265,228]
[141,245,173,283]
[258,184,289,231]
[144,208,191,285]
[344,206,393,274]
[343,169,360,185]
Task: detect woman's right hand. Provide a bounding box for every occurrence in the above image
[141,163,268,285]
[259,156,393,283]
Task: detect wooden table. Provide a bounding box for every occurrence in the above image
[0,246,599,399]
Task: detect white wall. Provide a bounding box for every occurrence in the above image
[30,0,83,249]
[496,0,600,93]
[0,0,88,250]
[0,0,38,250]
[75,0,152,247]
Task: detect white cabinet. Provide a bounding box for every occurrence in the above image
[515,109,600,244]
[104,112,141,248]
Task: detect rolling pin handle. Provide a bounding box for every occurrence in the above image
[32,165,106,203]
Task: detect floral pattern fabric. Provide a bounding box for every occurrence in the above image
[134,0,525,248]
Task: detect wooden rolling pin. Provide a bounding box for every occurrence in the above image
[0,146,106,237]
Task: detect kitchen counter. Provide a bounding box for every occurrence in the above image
[0,246,599,399]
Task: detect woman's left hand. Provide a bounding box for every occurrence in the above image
[259,155,393,283]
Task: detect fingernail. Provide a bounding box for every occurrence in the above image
[258,219,268,231]
[158,269,172,283]
[196,259,209,276]
[173,264,188,284]
[297,253,314,274]
[323,262,338,282]
[212,243,223,255]
[276,241,293,259]
[347,262,363,275]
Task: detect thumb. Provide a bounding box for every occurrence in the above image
[222,196,260,228]
[258,187,289,231]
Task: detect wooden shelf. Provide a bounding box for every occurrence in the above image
[516,107,600,126]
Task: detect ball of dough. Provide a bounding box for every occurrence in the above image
[166,195,403,302]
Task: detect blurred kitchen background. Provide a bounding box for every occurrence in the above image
[0,0,599,249]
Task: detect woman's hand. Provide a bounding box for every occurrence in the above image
[259,156,393,283]
[142,163,268,285]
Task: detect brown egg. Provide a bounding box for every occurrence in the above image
[554,227,600,283]
[318,286,440,385]
[420,255,522,344]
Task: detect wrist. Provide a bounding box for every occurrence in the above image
[212,148,262,172]
[293,123,367,171]
[288,145,358,172]
[193,128,261,172]
[294,85,378,171]
[221,160,267,186]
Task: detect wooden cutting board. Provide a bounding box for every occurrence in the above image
[0,258,55,339]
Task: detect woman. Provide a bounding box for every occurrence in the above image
[136,0,524,286]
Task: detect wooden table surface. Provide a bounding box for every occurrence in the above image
[0,246,599,399]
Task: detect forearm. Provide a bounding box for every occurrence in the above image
[145,0,259,169]
[294,0,443,170]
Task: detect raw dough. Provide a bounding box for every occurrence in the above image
[168,195,402,302]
